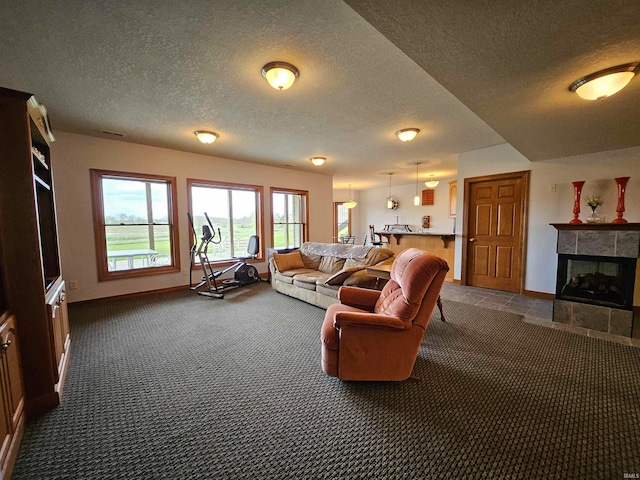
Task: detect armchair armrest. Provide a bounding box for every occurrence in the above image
[334,311,406,330]
[338,286,381,312]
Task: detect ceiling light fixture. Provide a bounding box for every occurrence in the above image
[395,128,420,142]
[194,131,219,144]
[344,184,357,209]
[414,162,421,206]
[386,173,399,210]
[425,174,439,188]
[261,61,300,90]
[569,63,639,100]
[310,156,325,166]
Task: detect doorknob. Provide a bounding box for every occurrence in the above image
[469,237,476,242]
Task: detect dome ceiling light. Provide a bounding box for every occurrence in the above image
[262,61,300,91]
[569,63,639,101]
[395,128,420,142]
[310,156,325,166]
[194,131,219,144]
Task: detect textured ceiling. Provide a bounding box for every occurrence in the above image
[0,0,502,189]
[345,0,640,162]
[2,1,637,192]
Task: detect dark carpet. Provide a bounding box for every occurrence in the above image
[12,283,640,479]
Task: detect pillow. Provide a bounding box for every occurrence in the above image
[273,251,304,272]
[324,266,364,285]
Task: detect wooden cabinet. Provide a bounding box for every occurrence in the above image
[0,87,70,420]
[0,314,25,480]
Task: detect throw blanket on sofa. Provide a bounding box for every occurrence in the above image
[303,242,373,259]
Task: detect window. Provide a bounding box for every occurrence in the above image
[271,188,308,249]
[333,202,352,242]
[90,169,180,281]
[188,179,263,263]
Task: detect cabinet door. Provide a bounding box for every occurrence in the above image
[1,318,24,431]
[49,301,63,382]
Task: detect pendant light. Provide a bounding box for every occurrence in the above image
[386,173,399,210]
[414,162,421,206]
[425,174,439,188]
[344,184,357,209]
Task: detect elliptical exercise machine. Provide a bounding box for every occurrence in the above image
[188,212,261,299]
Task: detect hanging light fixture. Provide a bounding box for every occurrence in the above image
[344,184,357,209]
[425,174,439,188]
[261,61,300,90]
[386,173,399,210]
[414,162,421,206]
[194,131,219,144]
[569,63,639,100]
[395,128,420,142]
[310,156,325,166]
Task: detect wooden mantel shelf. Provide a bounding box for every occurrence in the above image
[551,223,640,231]
[376,231,455,248]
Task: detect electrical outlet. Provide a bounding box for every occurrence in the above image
[182,269,188,276]
[69,280,78,290]
[549,184,557,192]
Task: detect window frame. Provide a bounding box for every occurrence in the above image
[187,178,264,266]
[270,187,309,249]
[90,169,181,281]
[333,202,352,241]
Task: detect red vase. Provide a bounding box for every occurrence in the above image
[570,181,585,224]
[612,176,630,224]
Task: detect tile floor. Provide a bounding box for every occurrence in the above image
[439,282,640,349]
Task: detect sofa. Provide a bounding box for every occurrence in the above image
[269,242,395,309]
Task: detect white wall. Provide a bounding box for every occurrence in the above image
[456,143,640,294]
[51,132,334,302]
[358,180,456,238]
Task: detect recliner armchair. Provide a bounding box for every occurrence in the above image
[321,248,449,381]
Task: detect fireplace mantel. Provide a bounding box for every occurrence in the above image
[551,223,640,231]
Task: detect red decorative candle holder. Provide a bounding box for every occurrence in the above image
[612,176,630,224]
[570,181,585,224]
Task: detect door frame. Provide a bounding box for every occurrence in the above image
[460,170,530,294]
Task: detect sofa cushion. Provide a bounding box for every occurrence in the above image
[274,272,295,284]
[277,268,316,277]
[273,251,305,271]
[318,256,345,274]
[324,266,364,285]
[293,271,332,284]
[299,243,322,270]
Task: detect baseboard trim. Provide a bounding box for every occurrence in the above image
[524,290,554,300]
[70,285,190,306]
[452,279,461,285]
[70,275,269,306]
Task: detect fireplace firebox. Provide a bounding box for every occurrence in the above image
[551,223,639,337]
[556,254,635,310]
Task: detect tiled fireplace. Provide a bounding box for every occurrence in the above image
[551,224,640,337]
